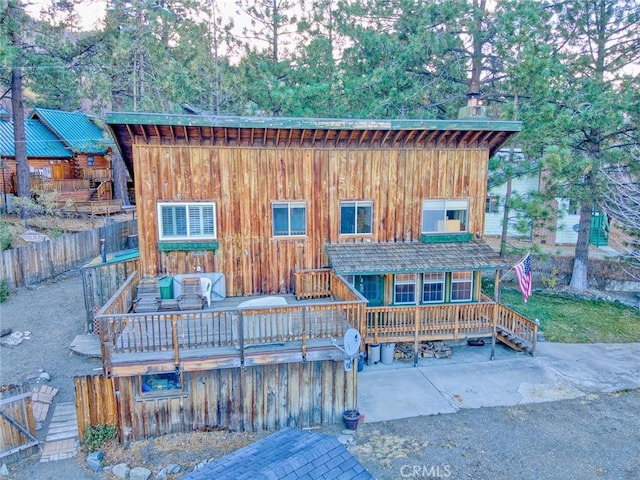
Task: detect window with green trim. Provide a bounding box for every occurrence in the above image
[158,202,216,240]
[394,274,416,305]
[451,271,473,302]
[422,272,445,303]
[422,199,469,233]
[272,202,306,237]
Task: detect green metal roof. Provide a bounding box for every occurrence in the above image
[30,108,114,154]
[0,118,72,158]
[106,112,522,133]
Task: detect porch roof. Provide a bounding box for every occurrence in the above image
[325,241,508,275]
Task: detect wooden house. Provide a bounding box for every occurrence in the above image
[90,112,538,443]
[0,108,118,213]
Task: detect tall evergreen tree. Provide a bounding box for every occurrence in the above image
[541,0,640,290]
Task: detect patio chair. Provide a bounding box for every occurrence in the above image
[200,277,212,307]
[134,279,161,312]
[177,277,205,310]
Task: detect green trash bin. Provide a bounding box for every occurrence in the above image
[158,276,174,299]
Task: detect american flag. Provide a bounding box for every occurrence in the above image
[513,253,532,302]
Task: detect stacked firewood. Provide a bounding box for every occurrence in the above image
[393,341,453,360]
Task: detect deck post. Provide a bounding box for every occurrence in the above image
[238,311,245,367]
[413,306,419,367]
[171,316,179,367]
[491,270,501,360]
[301,307,307,361]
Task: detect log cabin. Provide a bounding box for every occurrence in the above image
[92,110,538,442]
[0,108,117,212]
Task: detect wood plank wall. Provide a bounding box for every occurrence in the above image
[0,220,136,288]
[105,360,355,443]
[74,375,117,442]
[0,385,38,464]
[133,144,488,296]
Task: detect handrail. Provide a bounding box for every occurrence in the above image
[363,300,537,355]
[97,299,362,371]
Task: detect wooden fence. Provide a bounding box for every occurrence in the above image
[0,219,137,288]
[0,385,39,464]
[73,375,117,443]
[82,257,140,331]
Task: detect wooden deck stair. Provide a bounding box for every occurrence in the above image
[496,327,534,355]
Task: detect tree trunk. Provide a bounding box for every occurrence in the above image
[9,3,30,198]
[110,152,130,207]
[569,202,592,290]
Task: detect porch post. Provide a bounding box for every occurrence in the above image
[491,270,501,360]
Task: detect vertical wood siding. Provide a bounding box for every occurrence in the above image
[134,143,489,297]
[82,360,355,443]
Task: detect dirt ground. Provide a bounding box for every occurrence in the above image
[1,272,640,479]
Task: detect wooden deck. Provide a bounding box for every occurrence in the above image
[95,269,537,377]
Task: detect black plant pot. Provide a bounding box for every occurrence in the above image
[343,410,360,430]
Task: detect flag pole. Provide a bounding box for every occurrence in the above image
[498,250,530,282]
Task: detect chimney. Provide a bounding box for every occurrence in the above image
[458,90,487,119]
[0,108,10,122]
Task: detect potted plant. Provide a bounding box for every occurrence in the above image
[342,409,361,431]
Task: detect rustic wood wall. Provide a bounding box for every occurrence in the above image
[107,360,355,443]
[74,375,117,442]
[134,143,489,297]
[0,385,39,464]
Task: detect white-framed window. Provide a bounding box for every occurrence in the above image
[422,199,469,233]
[486,195,500,214]
[87,155,95,166]
[340,201,373,235]
[422,272,445,303]
[451,271,473,302]
[272,202,307,237]
[394,274,416,305]
[158,202,216,240]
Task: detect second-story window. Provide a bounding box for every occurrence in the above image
[340,201,373,235]
[273,202,307,237]
[422,199,469,233]
[394,274,416,304]
[158,202,216,240]
[87,155,95,166]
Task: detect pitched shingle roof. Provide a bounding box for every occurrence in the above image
[0,118,71,158]
[30,108,113,154]
[325,241,508,275]
[180,428,373,480]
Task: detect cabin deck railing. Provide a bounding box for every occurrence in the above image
[97,271,537,375]
[364,301,537,354]
[97,301,362,375]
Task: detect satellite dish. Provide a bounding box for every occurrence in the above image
[343,328,361,357]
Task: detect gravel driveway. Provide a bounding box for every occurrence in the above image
[1,272,639,480]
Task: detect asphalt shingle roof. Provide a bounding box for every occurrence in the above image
[180,428,373,480]
[0,118,71,158]
[325,241,508,275]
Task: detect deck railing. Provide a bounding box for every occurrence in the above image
[364,301,537,354]
[97,300,362,375]
[365,302,495,343]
